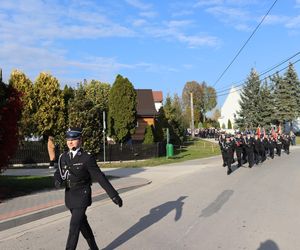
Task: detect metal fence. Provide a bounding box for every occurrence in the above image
[8,141,166,165]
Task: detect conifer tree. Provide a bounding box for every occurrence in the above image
[258,80,274,128]
[108,75,137,143]
[227,119,232,129]
[283,63,299,123]
[143,125,155,144]
[236,69,261,129]
[271,68,298,127]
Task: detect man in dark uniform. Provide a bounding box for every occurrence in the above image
[234,131,244,167]
[220,134,234,175]
[54,127,123,250]
[253,134,261,165]
[282,134,291,154]
[242,132,248,164]
[244,133,254,168]
[259,134,267,163]
[276,134,283,156]
[268,134,276,159]
[218,132,227,167]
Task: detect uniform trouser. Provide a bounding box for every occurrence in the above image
[236,149,243,166]
[276,145,282,156]
[246,148,254,167]
[254,150,260,164]
[221,151,227,166]
[260,149,266,162]
[231,149,235,163]
[223,152,232,171]
[269,147,274,158]
[66,207,99,250]
[242,148,247,163]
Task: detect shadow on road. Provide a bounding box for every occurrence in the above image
[200,190,234,218]
[257,239,280,250]
[103,196,188,250]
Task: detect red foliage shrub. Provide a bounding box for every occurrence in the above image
[0,84,22,170]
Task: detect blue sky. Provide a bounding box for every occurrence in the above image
[1,0,300,108]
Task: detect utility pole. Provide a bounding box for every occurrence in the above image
[190,92,195,138]
[103,111,106,163]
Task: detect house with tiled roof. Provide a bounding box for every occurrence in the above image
[131,89,159,141]
[152,91,163,112]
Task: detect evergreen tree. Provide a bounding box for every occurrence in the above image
[236,69,261,130]
[283,63,299,124]
[227,119,232,129]
[108,75,137,143]
[258,80,274,128]
[9,70,34,139]
[271,67,298,127]
[154,107,168,142]
[143,125,155,144]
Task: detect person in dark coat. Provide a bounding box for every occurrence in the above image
[218,132,227,167]
[253,134,261,165]
[244,133,254,168]
[268,134,276,159]
[242,133,248,164]
[220,134,234,175]
[262,134,270,159]
[234,132,244,167]
[282,134,291,154]
[54,127,123,250]
[276,134,283,156]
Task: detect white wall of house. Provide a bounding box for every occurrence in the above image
[154,102,162,112]
[218,86,241,129]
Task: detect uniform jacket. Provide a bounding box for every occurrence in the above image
[54,148,118,209]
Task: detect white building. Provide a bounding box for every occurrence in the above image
[218,86,300,132]
[218,86,241,129]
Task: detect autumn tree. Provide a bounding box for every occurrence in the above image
[0,71,22,170]
[9,70,34,140]
[33,72,66,164]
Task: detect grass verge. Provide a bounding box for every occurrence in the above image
[101,139,220,168]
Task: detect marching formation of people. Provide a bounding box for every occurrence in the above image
[218,128,295,175]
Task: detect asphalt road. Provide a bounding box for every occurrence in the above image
[1,147,300,250]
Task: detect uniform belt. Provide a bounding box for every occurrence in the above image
[66,179,91,188]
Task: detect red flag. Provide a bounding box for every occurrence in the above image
[256,126,261,136]
[271,127,275,136]
[278,124,282,134]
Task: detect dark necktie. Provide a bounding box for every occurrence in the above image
[70,152,73,160]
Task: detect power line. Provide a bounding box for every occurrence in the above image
[216,57,300,98]
[216,51,300,94]
[213,0,279,88]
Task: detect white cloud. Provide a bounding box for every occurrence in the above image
[125,0,152,10]
[139,11,158,18]
[132,19,148,27]
[194,0,224,8]
[286,15,300,28]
